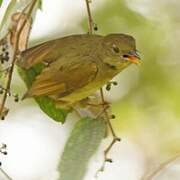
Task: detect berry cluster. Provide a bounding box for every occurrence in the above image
[106,81,118,91]
[0,85,19,102]
[0,143,7,166]
[0,40,10,64]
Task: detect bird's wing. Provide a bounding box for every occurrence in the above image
[18,34,103,69]
[24,55,98,98]
[18,40,57,69]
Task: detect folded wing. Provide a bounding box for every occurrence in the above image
[23,55,98,99]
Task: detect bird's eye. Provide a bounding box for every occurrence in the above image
[123,54,129,58]
[112,45,119,53]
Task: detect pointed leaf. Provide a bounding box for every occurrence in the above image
[18,65,71,123]
[58,117,106,180]
[0,0,2,7]
[38,0,42,10]
[0,0,17,39]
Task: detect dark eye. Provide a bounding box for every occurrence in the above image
[123,54,129,58]
[112,45,119,53]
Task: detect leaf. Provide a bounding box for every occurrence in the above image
[0,0,69,123]
[0,0,17,39]
[18,64,71,123]
[58,117,106,180]
[0,0,67,121]
[38,0,42,10]
[0,0,42,39]
[0,0,2,7]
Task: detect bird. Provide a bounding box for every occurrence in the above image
[17,33,140,107]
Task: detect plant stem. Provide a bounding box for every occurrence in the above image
[0,0,38,119]
[142,154,180,180]
[85,0,121,174]
[0,168,12,180]
[85,0,93,34]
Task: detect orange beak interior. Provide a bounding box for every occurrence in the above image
[124,50,141,65]
[128,56,141,65]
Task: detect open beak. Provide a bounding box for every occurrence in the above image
[126,50,141,65]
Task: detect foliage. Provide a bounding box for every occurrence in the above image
[0,0,70,123]
[0,0,17,39]
[38,0,42,10]
[58,117,106,180]
[18,65,71,123]
[1,2,107,180]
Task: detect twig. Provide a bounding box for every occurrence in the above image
[95,105,109,119]
[97,88,121,173]
[0,1,38,178]
[84,0,121,175]
[85,0,94,34]
[0,0,38,119]
[141,154,180,180]
[100,88,117,137]
[0,144,11,179]
[0,168,12,180]
[0,1,38,179]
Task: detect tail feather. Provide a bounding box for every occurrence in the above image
[21,91,31,100]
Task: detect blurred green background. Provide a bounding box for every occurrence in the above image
[81,0,180,161]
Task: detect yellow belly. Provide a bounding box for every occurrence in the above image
[60,77,110,104]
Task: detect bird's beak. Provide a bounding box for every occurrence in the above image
[126,50,141,65]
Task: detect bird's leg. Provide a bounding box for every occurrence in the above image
[86,101,110,107]
[78,96,110,109]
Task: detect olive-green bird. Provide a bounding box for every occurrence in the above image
[17,34,140,106]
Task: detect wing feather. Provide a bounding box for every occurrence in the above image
[18,41,57,69]
[18,34,103,69]
[24,56,98,99]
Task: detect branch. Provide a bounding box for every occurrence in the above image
[0,0,38,119]
[0,168,12,180]
[84,0,121,175]
[85,0,93,34]
[0,143,11,180]
[141,154,180,180]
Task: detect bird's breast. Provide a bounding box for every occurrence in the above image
[59,66,116,104]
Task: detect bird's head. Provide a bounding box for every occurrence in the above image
[102,34,141,70]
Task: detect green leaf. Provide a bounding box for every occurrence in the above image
[0,0,42,39]
[0,0,69,123]
[18,65,71,123]
[58,117,106,180]
[38,0,42,10]
[0,0,17,39]
[0,0,2,7]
